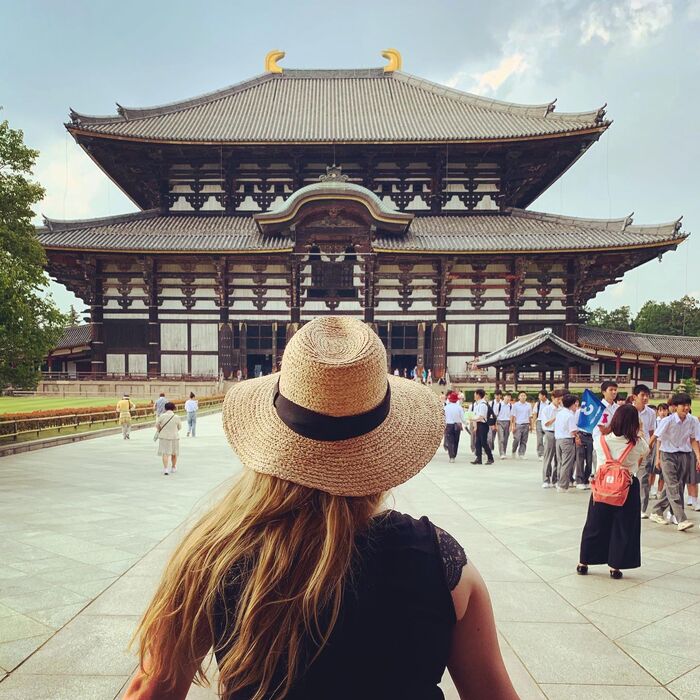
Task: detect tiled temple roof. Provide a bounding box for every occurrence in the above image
[476,328,594,366]
[67,69,609,143]
[37,208,686,254]
[54,324,93,350]
[578,326,700,359]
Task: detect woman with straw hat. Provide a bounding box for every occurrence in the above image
[124,317,518,700]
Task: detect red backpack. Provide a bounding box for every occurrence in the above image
[591,435,634,507]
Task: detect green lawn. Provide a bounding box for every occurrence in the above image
[0,396,152,415]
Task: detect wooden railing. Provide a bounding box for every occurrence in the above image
[0,398,224,443]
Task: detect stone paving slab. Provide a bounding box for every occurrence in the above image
[1,414,700,698]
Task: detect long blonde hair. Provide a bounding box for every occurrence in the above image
[133,468,384,699]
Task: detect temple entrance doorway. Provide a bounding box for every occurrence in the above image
[247,353,273,378]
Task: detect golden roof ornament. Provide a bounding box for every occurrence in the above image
[265,50,285,74]
[382,48,402,73]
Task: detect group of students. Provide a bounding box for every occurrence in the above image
[441,389,538,464]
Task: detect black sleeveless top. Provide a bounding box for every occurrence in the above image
[213,511,467,700]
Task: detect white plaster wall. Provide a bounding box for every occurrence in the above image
[106,354,125,374]
[161,324,188,351]
[447,324,475,353]
[191,324,218,352]
[447,356,469,376]
[161,354,188,375]
[478,324,508,353]
[128,354,147,374]
[191,355,219,376]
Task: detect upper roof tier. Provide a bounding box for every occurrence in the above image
[67,68,609,144]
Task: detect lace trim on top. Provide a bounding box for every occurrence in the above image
[435,526,468,591]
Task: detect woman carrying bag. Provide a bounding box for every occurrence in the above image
[155,402,181,475]
[577,403,649,579]
[124,317,518,700]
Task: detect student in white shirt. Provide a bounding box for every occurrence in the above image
[592,381,619,441]
[510,392,532,459]
[443,392,465,463]
[578,404,650,579]
[487,390,504,452]
[650,393,700,531]
[470,389,494,465]
[534,390,550,459]
[494,392,513,459]
[184,392,199,438]
[541,390,562,487]
[630,384,656,517]
[554,394,579,492]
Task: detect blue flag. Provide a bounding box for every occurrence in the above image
[577,389,604,433]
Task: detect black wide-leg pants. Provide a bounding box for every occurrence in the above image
[579,476,641,570]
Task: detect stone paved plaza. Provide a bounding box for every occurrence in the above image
[1,414,700,699]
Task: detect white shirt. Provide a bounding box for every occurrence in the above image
[535,400,550,422]
[592,399,618,440]
[541,403,559,432]
[554,408,578,440]
[493,400,512,422]
[638,406,656,438]
[655,413,697,453]
[474,399,488,422]
[444,402,465,425]
[511,402,532,425]
[184,399,198,413]
[594,433,649,470]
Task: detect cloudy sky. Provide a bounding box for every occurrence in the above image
[2,0,698,316]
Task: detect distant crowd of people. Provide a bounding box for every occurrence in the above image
[115,390,200,476]
[393,366,434,384]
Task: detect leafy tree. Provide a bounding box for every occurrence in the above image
[581,305,632,331]
[634,296,700,336]
[67,304,82,326]
[0,116,67,388]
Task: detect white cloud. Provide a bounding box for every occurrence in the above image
[33,136,135,224]
[470,53,528,95]
[581,0,673,46]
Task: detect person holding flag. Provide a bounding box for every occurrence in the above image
[576,388,606,488]
[593,381,619,441]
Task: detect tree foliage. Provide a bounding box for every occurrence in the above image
[583,297,700,336]
[581,305,633,331]
[0,117,67,388]
[67,304,82,326]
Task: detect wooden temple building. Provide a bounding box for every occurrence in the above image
[38,50,688,382]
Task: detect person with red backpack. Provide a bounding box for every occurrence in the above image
[577,404,649,579]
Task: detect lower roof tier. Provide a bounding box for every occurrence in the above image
[38,207,686,255]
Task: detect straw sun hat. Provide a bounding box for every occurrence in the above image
[222,316,445,496]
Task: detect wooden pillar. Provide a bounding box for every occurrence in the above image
[549,369,554,390]
[144,257,160,378]
[563,364,570,389]
[289,257,301,324]
[614,353,622,377]
[240,322,248,378]
[89,259,105,378]
[513,365,518,391]
[417,322,425,372]
[271,322,278,373]
[692,362,698,380]
[564,259,577,344]
[363,255,376,323]
[386,322,392,372]
[653,357,660,389]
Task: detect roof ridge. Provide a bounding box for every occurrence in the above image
[580,325,699,342]
[42,209,160,232]
[392,72,608,122]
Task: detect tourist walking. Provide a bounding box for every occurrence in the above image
[534,390,549,458]
[124,316,518,700]
[578,404,649,578]
[471,388,494,465]
[487,390,503,452]
[649,393,700,531]
[510,392,532,459]
[541,390,562,487]
[494,392,512,459]
[155,402,181,475]
[185,392,199,437]
[650,403,669,498]
[630,384,656,516]
[154,392,166,419]
[555,394,580,492]
[444,391,465,463]
[116,393,136,440]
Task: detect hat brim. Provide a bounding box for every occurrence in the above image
[222,374,445,496]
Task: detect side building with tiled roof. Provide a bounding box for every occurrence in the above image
[39,51,689,381]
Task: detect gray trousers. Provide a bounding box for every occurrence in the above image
[637,459,653,514]
[536,421,545,457]
[496,421,510,456]
[576,432,594,484]
[556,438,576,489]
[512,424,529,456]
[121,421,131,438]
[653,452,691,523]
[542,431,558,483]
